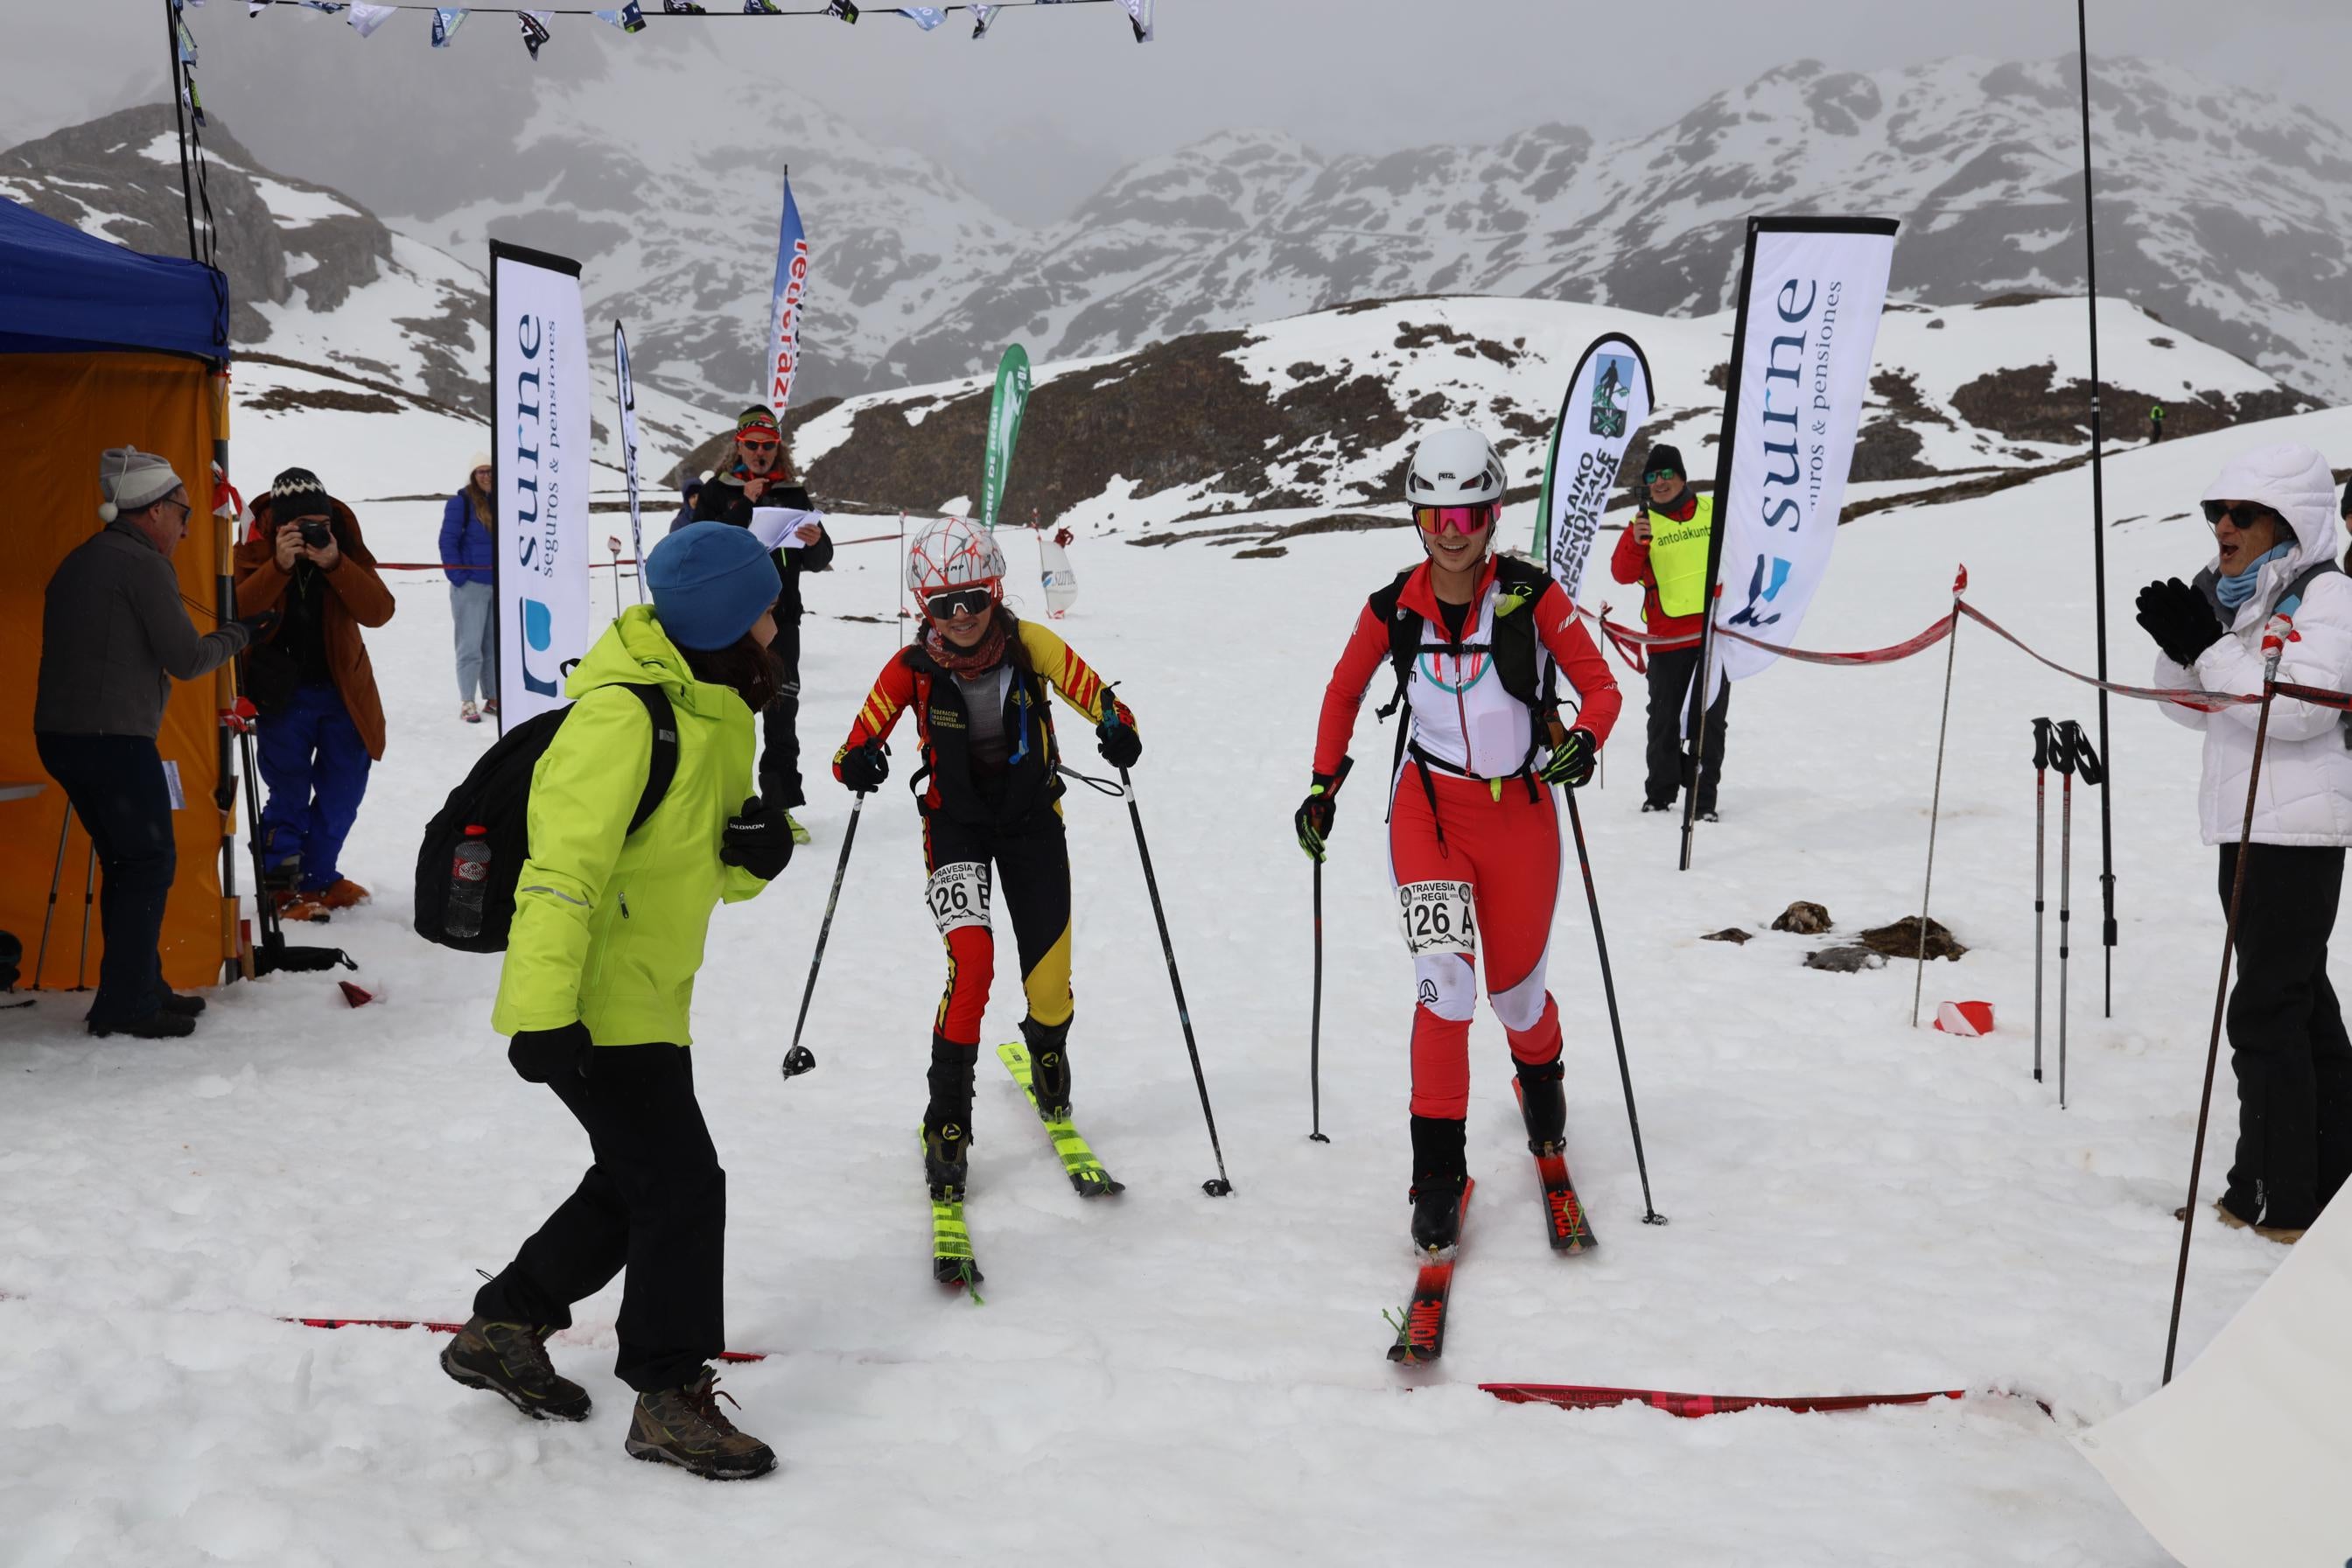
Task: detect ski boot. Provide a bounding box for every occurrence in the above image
[1516,1054,1567,1156]
[439,1314,592,1422]
[922,1117,972,1200]
[924,1032,978,1198]
[1020,1015,1073,1122]
[626,1369,776,1480]
[1408,1114,1468,1256]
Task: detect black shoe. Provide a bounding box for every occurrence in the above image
[1516,1055,1566,1154]
[922,1119,971,1200]
[1640,800,1675,814]
[158,992,207,1017]
[439,1315,592,1422]
[1408,1114,1469,1256]
[1022,1016,1073,1121]
[1697,808,1721,823]
[88,1011,194,1040]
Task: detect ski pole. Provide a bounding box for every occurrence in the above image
[1909,587,1964,1028]
[33,799,73,990]
[1119,765,1234,1196]
[2059,721,2104,1110]
[606,536,624,620]
[2052,719,2078,1108]
[1564,787,1666,1225]
[1308,754,1354,1144]
[2032,718,2053,1082]
[2165,622,2290,1384]
[780,788,867,1081]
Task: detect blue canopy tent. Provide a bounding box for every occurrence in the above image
[0,193,242,992]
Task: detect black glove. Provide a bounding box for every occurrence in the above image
[1295,772,1341,862]
[2136,578,2223,669]
[234,607,281,641]
[836,738,888,794]
[720,795,795,880]
[1096,704,1141,769]
[508,1020,592,1083]
[1537,727,1599,788]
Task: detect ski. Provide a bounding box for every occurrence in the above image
[1387,1177,1474,1365]
[1516,1081,1598,1255]
[930,1194,983,1293]
[997,1041,1125,1197]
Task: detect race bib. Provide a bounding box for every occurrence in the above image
[925,862,992,934]
[1396,879,1477,956]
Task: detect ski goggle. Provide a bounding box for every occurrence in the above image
[2202,500,2279,531]
[924,586,995,620]
[1413,503,1499,537]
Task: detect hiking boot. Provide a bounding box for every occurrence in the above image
[1022,1016,1073,1121]
[2253,1222,2307,1245]
[438,1316,592,1422]
[1516,1055,1567,1155]
[1408,1114,1468,1256]
[318,879,372,911]
[1640,800,1674,814]
[2214,1193,2258,1231]
[626,1370,776,1480]
[157,991,207,1017]
[274,890,331,923]
[88,1011,194,1040]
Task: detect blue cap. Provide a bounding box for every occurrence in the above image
[646,522,780,651]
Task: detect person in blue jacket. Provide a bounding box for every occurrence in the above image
[440,452,498,723]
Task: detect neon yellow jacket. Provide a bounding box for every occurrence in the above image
[492,606,768,1046]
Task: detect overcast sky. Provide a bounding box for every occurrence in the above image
[6,0,2349,226]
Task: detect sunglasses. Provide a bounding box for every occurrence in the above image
[1413,503,1498,537]
[925,587,994,620]
[2202,500,2279,531]
[1643,469,1681,485]
[738,437,780,453]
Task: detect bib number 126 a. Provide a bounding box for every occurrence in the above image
[926,862,992,934]
[1397,879,1476,956]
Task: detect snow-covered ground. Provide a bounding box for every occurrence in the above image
[7,399,2348,1564]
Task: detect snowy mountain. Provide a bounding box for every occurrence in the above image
[0,105,726,492]
[384,52,2352,408]
[779,292,2312,553]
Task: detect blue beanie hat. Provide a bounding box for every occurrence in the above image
[647,522,780,650]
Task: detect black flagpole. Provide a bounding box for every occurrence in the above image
[2076,0,2120,1016]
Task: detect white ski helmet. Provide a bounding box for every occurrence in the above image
[1404,426,1508,508]
[906,515,1007,605]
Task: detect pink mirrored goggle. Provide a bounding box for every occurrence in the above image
[1413,502,1500,537]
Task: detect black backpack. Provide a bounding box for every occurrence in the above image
[1369,554,1558,770]
[413,684,679,954]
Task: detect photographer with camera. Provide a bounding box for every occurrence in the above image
[233,467,396,923]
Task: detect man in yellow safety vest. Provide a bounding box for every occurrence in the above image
[1607,443,1729,820]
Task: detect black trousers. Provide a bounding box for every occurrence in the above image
[760,618,804,809]
[2217,842,2352,1228]
[1642,645,1730,812]
[34,732,177,1028]
[477,1043,726,1392]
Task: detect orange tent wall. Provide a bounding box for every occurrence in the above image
[0,353,235,992]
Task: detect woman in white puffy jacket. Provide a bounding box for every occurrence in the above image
[2135,442,2352,1242]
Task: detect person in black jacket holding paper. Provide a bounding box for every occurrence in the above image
[695,405,831,841]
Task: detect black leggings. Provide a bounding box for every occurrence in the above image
[477,1043,725,1392]
[2218,843,2352,1228]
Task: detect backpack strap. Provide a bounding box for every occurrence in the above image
[1368,570,1418,720]
[620,683,680,836]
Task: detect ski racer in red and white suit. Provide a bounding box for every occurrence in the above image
[1295,425,1620,1253]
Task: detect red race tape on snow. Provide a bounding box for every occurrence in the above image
[1480,1382,1964,1417]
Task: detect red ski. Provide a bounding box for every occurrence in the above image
[1387,1177,1473,1365]
[1515,1081,1596,1254]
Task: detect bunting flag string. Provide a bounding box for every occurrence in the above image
[971,3,996,36]
[349,2,400,32]
[825,0,860,19]
[430,5,467,44]
[518,7,552,51]
[592,1,648,26]
[896,6,945,25]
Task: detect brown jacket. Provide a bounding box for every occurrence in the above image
[234,496,397,759]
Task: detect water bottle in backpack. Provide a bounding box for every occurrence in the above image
[445,827,493,940]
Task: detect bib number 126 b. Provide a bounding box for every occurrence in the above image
[927,862,992,934]
[1397,879,1476,956]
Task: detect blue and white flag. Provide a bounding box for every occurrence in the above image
[518,8,551,56]
[177,20,199,62]
[763,171,809,415]
[970,4,995,38]
[1121,0,1152,41]
[593,4,648,32]
[896,6,945,27]
[348,2,397,35]
[431,7,467,46]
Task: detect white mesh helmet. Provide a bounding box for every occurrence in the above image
[1404,426,1507,508]
[906,515,1007,604]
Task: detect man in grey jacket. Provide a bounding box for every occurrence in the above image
[34,447,260,1040]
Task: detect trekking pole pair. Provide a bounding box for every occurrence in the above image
[32,800,96,991]
[2031,718,2104,1106]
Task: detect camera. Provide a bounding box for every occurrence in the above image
[298,519,332,550]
